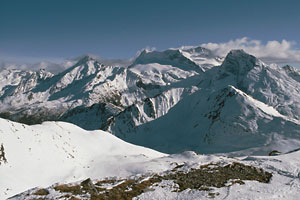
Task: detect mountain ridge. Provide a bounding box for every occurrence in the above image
[0,47,299,155]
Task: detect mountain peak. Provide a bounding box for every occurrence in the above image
[132,48,202,72]
[77,55,95,63]
[181,46,212,56]
[227,49,247,56]
[221,49,260,76]
[283,64,298,73]
[73,55,102,67]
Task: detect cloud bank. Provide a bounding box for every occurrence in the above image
[72,54,134,68]
[0,54,133,74]
[0,60,74,74]
[1,38,300,73]
[201,37,300,66]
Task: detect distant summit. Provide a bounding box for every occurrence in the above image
[221,49,261,75]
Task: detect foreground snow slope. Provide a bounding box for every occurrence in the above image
[10,141,300,200]
[2,118,300,199]
[0,118,165,199]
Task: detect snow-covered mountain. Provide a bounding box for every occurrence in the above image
[2,118,300,200]
[111,84,300,154]
[0,47,299,155]
[0,47,211,127]
[108,50,300,154]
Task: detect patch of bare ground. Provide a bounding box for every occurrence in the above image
[32,189,49,196]
[28,162,272,199]
[165,162,272,191]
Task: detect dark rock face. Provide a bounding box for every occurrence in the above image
[0,144,7,165]
[59,103,120,130]
[33,189,49,196]
[221,50,258,76]
[269,150,281,156]
[80,178,98,195]
[143,98,156,118]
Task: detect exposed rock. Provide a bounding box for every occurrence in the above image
[33,188,49,196]
[269,150,281,156]
[0,144,7,165]
[80,178,98,195]
[26,162,272,199]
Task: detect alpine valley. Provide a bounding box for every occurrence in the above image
[1,46,300,199]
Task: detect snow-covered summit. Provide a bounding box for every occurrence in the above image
[180,46,223,70]
[133,48,203,72]
[133,46,223,72]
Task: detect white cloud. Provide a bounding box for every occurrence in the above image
[71,54,133,67]
[2,39,300,73]
[0,53,71,74]
[201,37,300,66]
[0,53,133,74]
[0,60,74,74]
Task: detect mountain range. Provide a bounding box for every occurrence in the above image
[0,47,299,156]
[1,46,300,199]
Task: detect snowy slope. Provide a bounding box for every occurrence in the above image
[180,46,223,70]
[8,136,300,200]
[110,84,300,155]
[0,69,53,97]
[0,118,165,199]
[132,49,203,72]
[216,50,300,120]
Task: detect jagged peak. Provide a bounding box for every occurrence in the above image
[227,49,248,56]
[282,64,300,82]
[37,69,53,79]
[221,49,262,75]
[224,49,259,62]
[135,48,182,63]
[180,46,212,55]
[63,54,105,74]
[283,64,299,73]
[140,48,153,54]
[75,54,97,65]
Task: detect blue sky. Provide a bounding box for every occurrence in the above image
[1,0,300,66]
